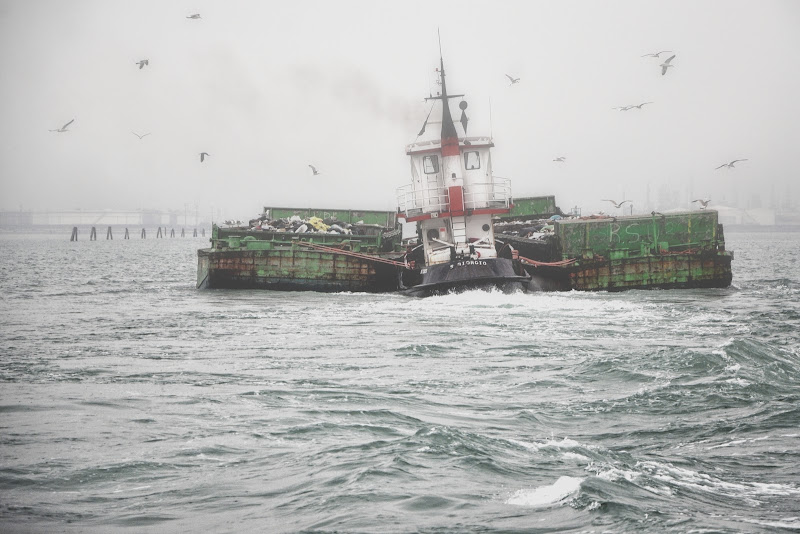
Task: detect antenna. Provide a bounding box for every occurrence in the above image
[437,28,442,58]
[489,97,493,138]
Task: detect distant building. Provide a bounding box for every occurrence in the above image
[0,209,204,228]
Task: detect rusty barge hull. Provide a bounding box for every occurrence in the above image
[525,252,733,292]
[197,218,403,292]
[197,247,399,292]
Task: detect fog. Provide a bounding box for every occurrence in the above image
[1,0,798,220]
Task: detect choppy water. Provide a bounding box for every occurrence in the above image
[1,231,799,533]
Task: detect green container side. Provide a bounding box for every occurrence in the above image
[505,196,559,219]
[555,210,722,259]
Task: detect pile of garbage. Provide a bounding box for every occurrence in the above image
[246,215,358,235]
[494,216,563,239]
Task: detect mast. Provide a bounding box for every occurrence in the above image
[438,53,459,159]
[424,39,463,192]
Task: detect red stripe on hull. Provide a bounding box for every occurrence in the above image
[448,186,464,212]
[441,136,460,157]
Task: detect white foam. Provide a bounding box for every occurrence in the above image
[724,363,741,373]
[586,501,601,511]
[639,461,800,500]
[706,435,771,450]
[589,464,641,484]
[562,451,591,462]
[724,377,749,386]
[506,476,584,507]
[509,436,588,452]
[706,439,748,450]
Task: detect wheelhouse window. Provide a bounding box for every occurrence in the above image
[423,155,439,174]
[464,151,480,170]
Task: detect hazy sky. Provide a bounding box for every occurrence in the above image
[1,0,799,219]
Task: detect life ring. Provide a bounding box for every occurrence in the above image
[474,251,481,258]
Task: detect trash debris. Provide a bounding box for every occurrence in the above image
[224,213,362,235]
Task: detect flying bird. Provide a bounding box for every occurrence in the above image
[642,50,672,58]
[603,199,631,209]
[187,13,201,19]
[630,101,653,109]
[660,55,676,75]
[505,74,520,85]
[50,119,74,133]
[132,131,150,139]
[693,199,711,209]
[199,152,210,162]
[553,157,566,162]
[715,159,747,170]
[308,164,320,175]
[613,105,633,111]
[136,59,149,69]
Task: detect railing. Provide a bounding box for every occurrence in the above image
[396,184,450,217]
[396,176,512,217]
[406,136,493,153]
[463,177,512,210]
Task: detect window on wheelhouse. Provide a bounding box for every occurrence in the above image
[464,151,480,170]
[423,155,439,174]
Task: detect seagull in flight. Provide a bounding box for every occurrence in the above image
[693,199,711,209]
[553,156,566,162]
[132,131,151,139]
[642,50,673,58]
[136,59,149,69]
[199,152,210,162]
[613,105,633,111]
[505,74,520,85]
[308,164,320,175]
[630,101,654,109]
[660,55,676,75]
[603,199,631,209]
[715,159,747,170]
[187,13,201,19]
[50,119,74,133]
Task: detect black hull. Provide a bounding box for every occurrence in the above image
[402,257,529,297]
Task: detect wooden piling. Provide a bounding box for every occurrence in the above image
[106,226,113,240]
[156,227,163,238]
[170,228,175,238]
[141,228,146,239]
[70,227,78,241]
[90,227,97,241]
[124,228,129,239]
[181,228,185,237]
[193,228,198,237]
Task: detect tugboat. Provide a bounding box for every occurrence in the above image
[397,51,530,296]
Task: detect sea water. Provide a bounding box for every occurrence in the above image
[1,231,799,533]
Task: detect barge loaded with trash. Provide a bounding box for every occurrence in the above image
[495,204,733,291]
[197,52,732,294]
[196,208,404,292]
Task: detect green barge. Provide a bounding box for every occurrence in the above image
[196,199,732,293]
[197,207,405,292]
[502,206,733,291]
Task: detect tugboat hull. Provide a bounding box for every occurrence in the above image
[402,257,529,297]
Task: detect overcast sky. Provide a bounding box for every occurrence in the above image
[1,0,798,219]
